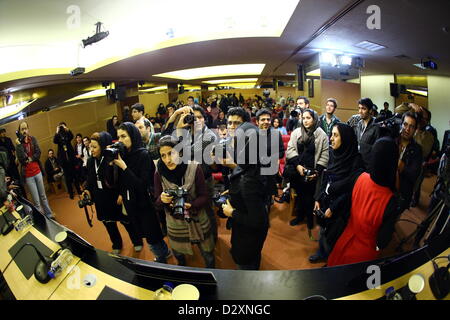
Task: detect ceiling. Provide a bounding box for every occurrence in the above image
[1,0,450,96]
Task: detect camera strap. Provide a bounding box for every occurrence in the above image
[95,157,104,189]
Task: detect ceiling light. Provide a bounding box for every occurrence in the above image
[64,89,107,102]
[320,52,338,66]
[407,89,428,97]
[139,86,168,92]
[203,78,258,84]
[154,64,265,80]
[285,73,296,76]
[339,55,352,65]
[0,99,36,119]
[413,63,426,70]
[306,69,321,77]
[354,40,386,51]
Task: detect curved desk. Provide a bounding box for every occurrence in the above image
[1,199,449,300]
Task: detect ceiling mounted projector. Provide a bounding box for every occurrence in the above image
[82,22,109,47]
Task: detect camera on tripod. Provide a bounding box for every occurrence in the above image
[104,142,125,162]
[78,193,93,208]
[164,187,190,221]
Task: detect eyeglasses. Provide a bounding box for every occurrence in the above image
[227,121,243,126]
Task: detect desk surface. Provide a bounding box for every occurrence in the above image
[49,261,155,300]
[1,203,449,300]
[0,226,80,300]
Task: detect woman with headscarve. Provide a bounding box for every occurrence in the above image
[286,109,329,239]
[112,122,171,263]
[154,135,215,268]
[308,123,364,263]
[327,137,401,267]
[82,132,142,254]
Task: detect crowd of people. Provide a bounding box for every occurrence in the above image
[0,92,447,271]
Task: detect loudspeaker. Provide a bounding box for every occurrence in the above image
[178,85,185,94]
[390,83,400,97]
[106,89,116,102]
[297,64,304,91]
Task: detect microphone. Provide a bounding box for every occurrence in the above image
[2,243,56,284]
[429,255,450,299]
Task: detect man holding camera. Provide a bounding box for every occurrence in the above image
[216,107,270,270]
[53,122,82,199]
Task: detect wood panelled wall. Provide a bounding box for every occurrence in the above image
[2,98,117,165]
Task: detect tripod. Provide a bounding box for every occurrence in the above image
[396,192,449,253]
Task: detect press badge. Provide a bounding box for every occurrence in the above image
[97,180,103,189]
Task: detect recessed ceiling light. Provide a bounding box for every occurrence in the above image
[285,73,296,76]
[154,64,265,80]
[203,78,258,84]
[354,40,386,51]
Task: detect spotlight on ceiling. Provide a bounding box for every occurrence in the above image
[82,22,109,48]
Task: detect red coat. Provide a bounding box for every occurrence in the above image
[328,172,393,266]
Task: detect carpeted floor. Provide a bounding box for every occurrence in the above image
[46,176,436,270]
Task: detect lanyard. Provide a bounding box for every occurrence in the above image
[94,157,104,178]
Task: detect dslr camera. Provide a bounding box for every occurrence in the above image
[165,187,190,221]
[104,142,125,162]
[78,193,93,208]
[303,169,316,182]
[183,112,195,125]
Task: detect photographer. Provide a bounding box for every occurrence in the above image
[53,122,82,199]
[154,135,215,268]
[218,107,270,270]
[309,124,364,263]
[15,121,54,218]
[286,109,329,240]
[168,105,218,240]
[113,122,171,263]
[83,132,142,254]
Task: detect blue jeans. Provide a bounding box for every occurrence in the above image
[25,172,53,218]
[148,240,170,263]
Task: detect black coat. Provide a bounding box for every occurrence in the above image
[229,165,269,265]
[119,146,163,243]
[398,140,423,209]
[86,157,123,222]
[53,129,76,167]
[44,157,62,183]
[354,118,381,169]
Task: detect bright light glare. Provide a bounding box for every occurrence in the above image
[203,78,258,84]
[154,64,265,80]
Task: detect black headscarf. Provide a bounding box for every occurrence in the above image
[118,122,145,156]
[299,109,320,145]
[369,137,399,191]
[327,123,358,177]
[92,131,116,188]
[98,131,113,153]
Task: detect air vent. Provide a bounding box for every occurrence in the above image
[395,54,411,59]
[354,40,386,51]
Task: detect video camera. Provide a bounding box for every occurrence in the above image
[376,114,403,139]
[313,208,326,219]
[303,169,317,182]
[164,187,191,222]
[104,142,125,162]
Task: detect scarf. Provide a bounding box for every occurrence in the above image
[327,123,359,177]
